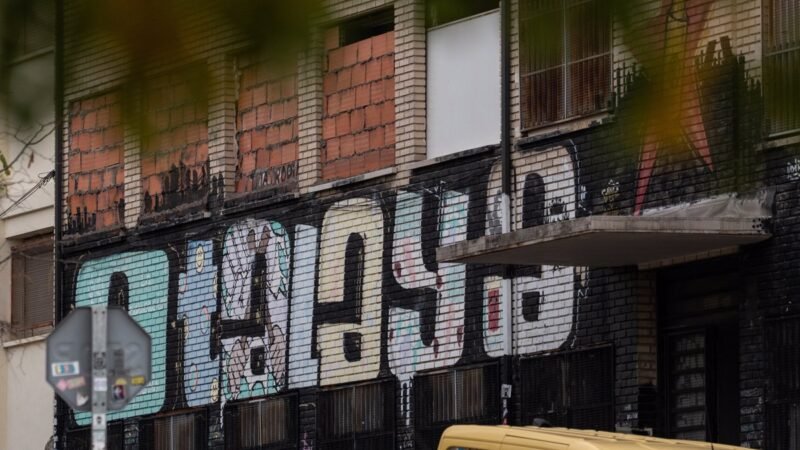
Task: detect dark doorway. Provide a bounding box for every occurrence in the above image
[658,258,741,445]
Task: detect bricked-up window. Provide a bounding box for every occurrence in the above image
[414,364,501,450]
[318,379,395,449]
[765,316,800,449]
[11,236,53,336]
[322,10,395,181]
[235,56,299,193]
[67,92,125,233]
[141,69,210,215]
[140,412,207,450]
[519,347,614,430]
[764,0,800,133]
[519,0,611,129]
[225,395,297,450]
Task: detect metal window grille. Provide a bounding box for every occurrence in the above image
[765,316,800,449]
[10,237,53,336]
[519,0,611,129]
[519,346,614,430]
[318,379,395,450]
[763,0,800,133]
[63,422,125,450]
[664,331,708,441]
[414,364,501,450]
[140,412,207,450]
[225,395,297,450]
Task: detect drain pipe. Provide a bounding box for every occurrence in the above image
[499,0,514,426]
[53,0,66,447]
[500,0,513,358]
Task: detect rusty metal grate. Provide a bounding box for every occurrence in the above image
[317,379,395,450]
[414,363,501,450]
[139,412,207,450]
[520,346,614,430]
[225,395,297,450]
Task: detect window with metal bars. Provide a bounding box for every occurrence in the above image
[519,346,614,430]
[317,379,395,450]
[519,0,611,129]
[140,412,207,450]
[10,235,53,337]
[225,395,297,450]
[765,316,800,450]
[764,0,800,133]
[63,421,125,450]
[414,364,501,450]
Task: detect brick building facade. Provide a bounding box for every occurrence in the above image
[56,0,799,449]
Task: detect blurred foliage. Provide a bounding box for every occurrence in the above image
[0,0,796,154]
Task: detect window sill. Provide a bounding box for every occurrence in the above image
[2,333,48,349]
[308,167,396,194]
[758,130,800,152]
[410,144,500,172]
[222,190,300,216]
[518,111,612,149]
[62,225,126,251]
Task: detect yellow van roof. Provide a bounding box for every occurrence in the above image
[440,425,748,450]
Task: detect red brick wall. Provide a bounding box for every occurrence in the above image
[322,30,395,181]
[236,61,299,193]
[141,72,209,214]
[67,92,124,232]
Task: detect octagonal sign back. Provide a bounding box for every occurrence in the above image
[46,306,152,412]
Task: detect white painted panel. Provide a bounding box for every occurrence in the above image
[427,10,501,159]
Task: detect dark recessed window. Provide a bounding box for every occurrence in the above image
[339,8,394,47]
[426,0,498,27]
[226,395,298,450]
[519,346,614,430]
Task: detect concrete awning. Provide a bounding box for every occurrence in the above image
[437,192,773,268]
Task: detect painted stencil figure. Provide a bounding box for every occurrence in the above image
[221,220,291,400]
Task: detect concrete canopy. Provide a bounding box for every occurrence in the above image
[436,215,771,268]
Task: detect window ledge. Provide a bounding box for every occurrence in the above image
[308,167,396,194]
[758,131,800,152]
[222,191,300,216]
[518,112,612,149]
[2,333,47,349]
[410,144,499,172]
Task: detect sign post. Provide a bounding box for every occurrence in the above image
[47,305,152,450]
[91,305,107,450]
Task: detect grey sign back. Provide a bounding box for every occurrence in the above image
[46,306,152,412]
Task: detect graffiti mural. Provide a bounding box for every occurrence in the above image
[73,251,170,425]
[67,145,584,440]
[221,220,291,399]
[178,240,218,407]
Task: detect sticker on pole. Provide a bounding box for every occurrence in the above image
[51,361,80,377]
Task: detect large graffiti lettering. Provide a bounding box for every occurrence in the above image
[317,198,383,386]
[69,147,583,425]
[221,220,291,399]
[178,240,218,407]
[73,251,169,425]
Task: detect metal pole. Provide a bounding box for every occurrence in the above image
[91,305,108,450]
